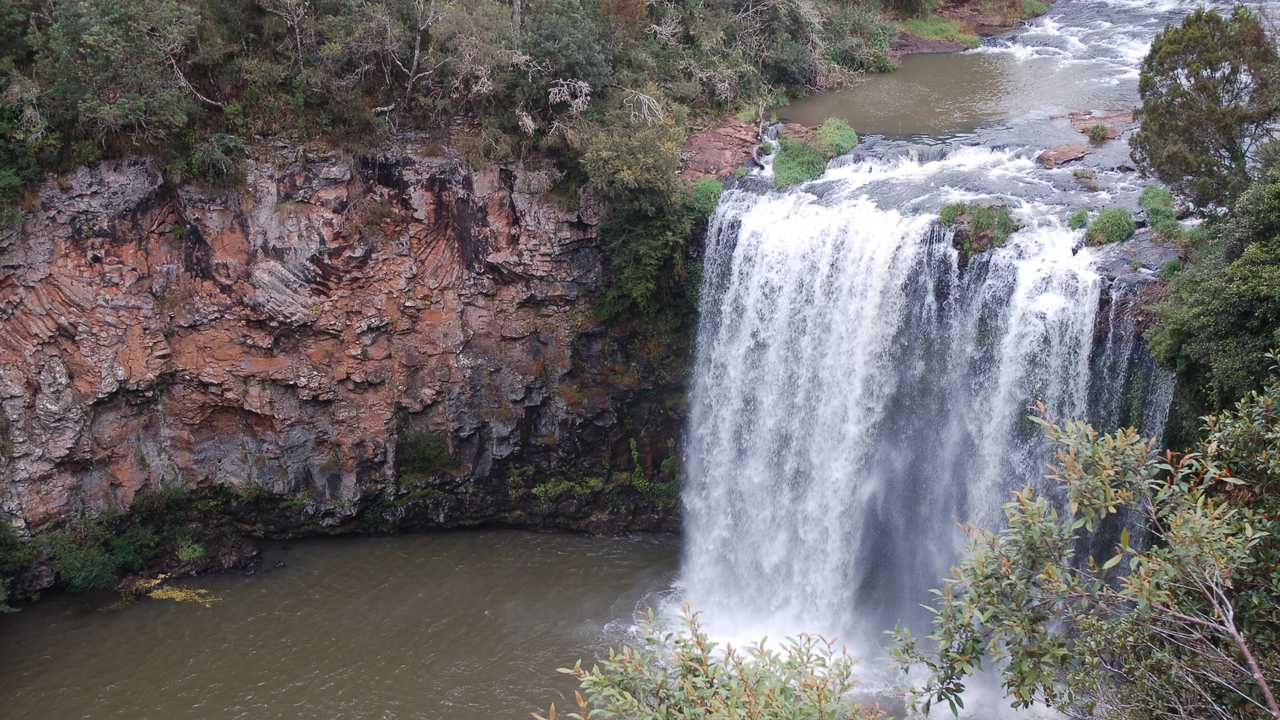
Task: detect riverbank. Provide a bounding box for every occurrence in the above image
[892,0,1053,55]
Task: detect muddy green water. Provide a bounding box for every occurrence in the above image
[781,51,1134,139]
[0,532,678,720]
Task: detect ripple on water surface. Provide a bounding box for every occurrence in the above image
[0,532,679,720]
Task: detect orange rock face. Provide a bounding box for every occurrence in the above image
[1068,110,1135,140]
[681,119,760,180]
[0,146,681,536]
[1038,143,1091,168]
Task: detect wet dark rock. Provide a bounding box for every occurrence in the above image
[1090,230,1181,279]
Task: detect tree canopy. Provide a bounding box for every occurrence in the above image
[1131,6,1280,210]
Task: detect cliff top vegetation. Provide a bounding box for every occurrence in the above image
[0,0,906,222]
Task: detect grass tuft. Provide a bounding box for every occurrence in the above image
[900,16,979,48]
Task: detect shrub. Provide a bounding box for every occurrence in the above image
[172,133,247,186]
[822,3,894,73]
[1086,207,1136,245]
[1140,185,1176,213]
[894,367,1280,720]
[1067,208,1089,230]
[49,535,117,593]
[773,137,828,187]
[1020,0,1049,17]
[108,525,159,573]
[688,177,724,216]
[597,176,721,321]
[883,0,938,17]
[582,100,687,212]
[396,430,456,479]
[1160,258,1181,280]
[541,607,879,720]
[0,521,32,612]
[815,117,859,157]
[176,539,207,563]
[941,202,1019,249]
[1087,124,1109,145]
[1149,175,1280,409]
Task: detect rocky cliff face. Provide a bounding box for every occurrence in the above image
[0,143,685,540]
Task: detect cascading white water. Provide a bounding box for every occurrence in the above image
[680,151,1102,647]
[674,0,1235,654]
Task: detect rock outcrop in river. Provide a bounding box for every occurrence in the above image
[0,143,685,540]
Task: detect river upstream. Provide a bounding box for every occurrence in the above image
[0,1,1259,718]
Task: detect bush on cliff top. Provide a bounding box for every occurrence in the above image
[773,137,829,187]
[1086,207,1136,245]
[773,118,859,188]
[815,117,859,157]
[941,202,1019,258]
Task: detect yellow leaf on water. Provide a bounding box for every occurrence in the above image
[146,585,219,607]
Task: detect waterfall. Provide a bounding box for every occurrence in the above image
[1088,274,1177,443]
[679,151,1112,648]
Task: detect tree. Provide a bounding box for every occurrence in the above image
[1131,7,1280,210]
[893,373,1280,719]
[1149,174,1280,410]
[539,606,881,720]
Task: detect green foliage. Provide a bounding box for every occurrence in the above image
[1160,258,1182,280]
[941,202,1019,258]
[1085,207,1136,245]
[814,117,859,157]
[1140,185,1176,214]
[168,132,247,186]
[530,476,604,510]
[176,538,207,563]
[46,517,160,592]
[688,177,724,216]
[899,16,979,49]
[822,3,894,73]
[521,0,612,108]
[1132,7,1280,209]
[773,137,828,187]
[0,521,32,611]
[396,430,456,480]
[894,372,1280,719]
[1067,208,1089,230]
[1140,185,1185,240]
[1020,0,1049,17]
[541,607,879,720]
[1149,176,1280,409]
[582,101,687,212]
[884,0,940,18]
[1086,123,1109,145]
[48,531,118,593]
